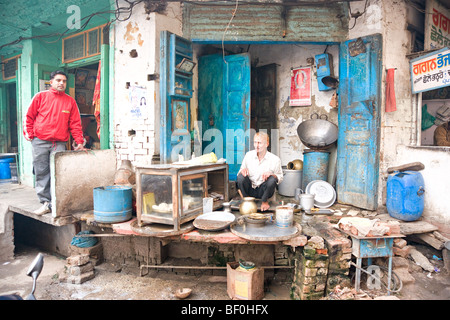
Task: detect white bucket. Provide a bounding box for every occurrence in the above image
[276,206,294,228]
[299,194,315,213]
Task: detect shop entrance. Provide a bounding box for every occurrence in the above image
[66,62,100,150]
[6,82,17,153]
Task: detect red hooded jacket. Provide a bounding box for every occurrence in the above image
[24,88,84,145]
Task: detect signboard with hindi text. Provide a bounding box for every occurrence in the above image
[425,0,450,50]
[410,46,450,93]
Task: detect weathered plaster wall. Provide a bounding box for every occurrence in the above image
[349,0,415,207]
[247,44,340,170]
[50,149,116,217]
[112,1,182,167]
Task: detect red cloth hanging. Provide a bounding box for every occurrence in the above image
[92,61,101,139]
[385,68,397,112]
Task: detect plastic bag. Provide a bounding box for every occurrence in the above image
[421,104,436,131]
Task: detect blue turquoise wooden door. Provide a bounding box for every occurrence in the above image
[224,53,251,180]
[160,31,193,163]
[337,34,382,210]
[198,53,250,180]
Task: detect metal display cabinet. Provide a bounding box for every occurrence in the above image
[136,163,229,231]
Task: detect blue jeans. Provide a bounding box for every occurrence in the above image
[31,138,66,204]
[236,174,277,202]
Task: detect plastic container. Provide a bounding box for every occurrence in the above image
[386,171,425,221]
[93,186,133,223]
[302,150,330,189]
[9,163,18,183]
[0,158,14,179]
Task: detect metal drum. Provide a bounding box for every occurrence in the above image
[302,150,330,189]
[93,186,133,223]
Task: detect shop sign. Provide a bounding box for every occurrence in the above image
[425,0,450,50]
[410,47,450,93]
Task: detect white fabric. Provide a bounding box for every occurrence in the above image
[239,150,283,188]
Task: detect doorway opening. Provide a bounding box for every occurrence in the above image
[193,42,340,168]
[66,62,100,150]
[6,82,18,153]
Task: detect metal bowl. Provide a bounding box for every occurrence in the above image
[297,117,338,150]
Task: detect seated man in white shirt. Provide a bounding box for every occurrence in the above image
[236,132,283,211]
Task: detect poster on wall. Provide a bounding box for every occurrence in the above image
[129,85,147,120]
[425,0,450,50]
[289,67,311,106]
[410,46,450,93]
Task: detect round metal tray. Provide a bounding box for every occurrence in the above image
[230,221,301,242]
[131,219,194,236]
[193,211,236,231]
[305,180,336,208]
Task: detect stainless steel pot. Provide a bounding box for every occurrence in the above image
[278,167,302,197]
[297,113,338,150]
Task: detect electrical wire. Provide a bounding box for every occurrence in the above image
[350,262,403,294]
[348,0,370,31]
[222,0,239,64]
[0,1,143,52]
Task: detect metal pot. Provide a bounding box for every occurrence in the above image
[278,167,303,197]
[297,113,338,150]
[239,197,258,215]
[287,159,303,170]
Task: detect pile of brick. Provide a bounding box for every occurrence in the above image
[337,217,401,237]
[291,236,330,300]
[60,254,95,284]
[324,229,353,295]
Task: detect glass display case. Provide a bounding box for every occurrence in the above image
[136,163,229,231]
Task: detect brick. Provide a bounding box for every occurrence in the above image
[315,283,326,292]
[317,267,328,276]
[61,271,95,284]
[67,262,94,276]
[393,268,415,285]
[66,254,90,266]
[392,256,409,269]
[316,248,328,255]
[393,245,410,258]
[303,267,317,277]
[307,236,325,250]
[300,291,324,300]
[394,238,407,249]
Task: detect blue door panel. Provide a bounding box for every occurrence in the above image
[198,53,250,180]
[160,31,193,162]
[337,34,382,210]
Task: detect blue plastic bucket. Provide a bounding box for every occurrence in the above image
[93,186,133,223]
[302,151,330,189]
[0,158,14,179]
[386,171,425,221]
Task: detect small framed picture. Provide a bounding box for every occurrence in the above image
[172,99,189,134]
[75,69,89,87]
[176,58,196,73]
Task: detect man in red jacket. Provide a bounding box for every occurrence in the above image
[24,70,86,215]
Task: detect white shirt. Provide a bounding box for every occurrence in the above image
[239,150,283,188]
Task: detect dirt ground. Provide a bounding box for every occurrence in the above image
[0,243,449,301]
[0,244,291,300]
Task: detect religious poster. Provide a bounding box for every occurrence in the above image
[289,67,311,107]
[425,0,450,50]
[410,46,450,93]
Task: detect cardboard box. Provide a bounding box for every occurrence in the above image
[227,262,264,300]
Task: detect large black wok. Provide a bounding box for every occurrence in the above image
[297,114,338,150]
